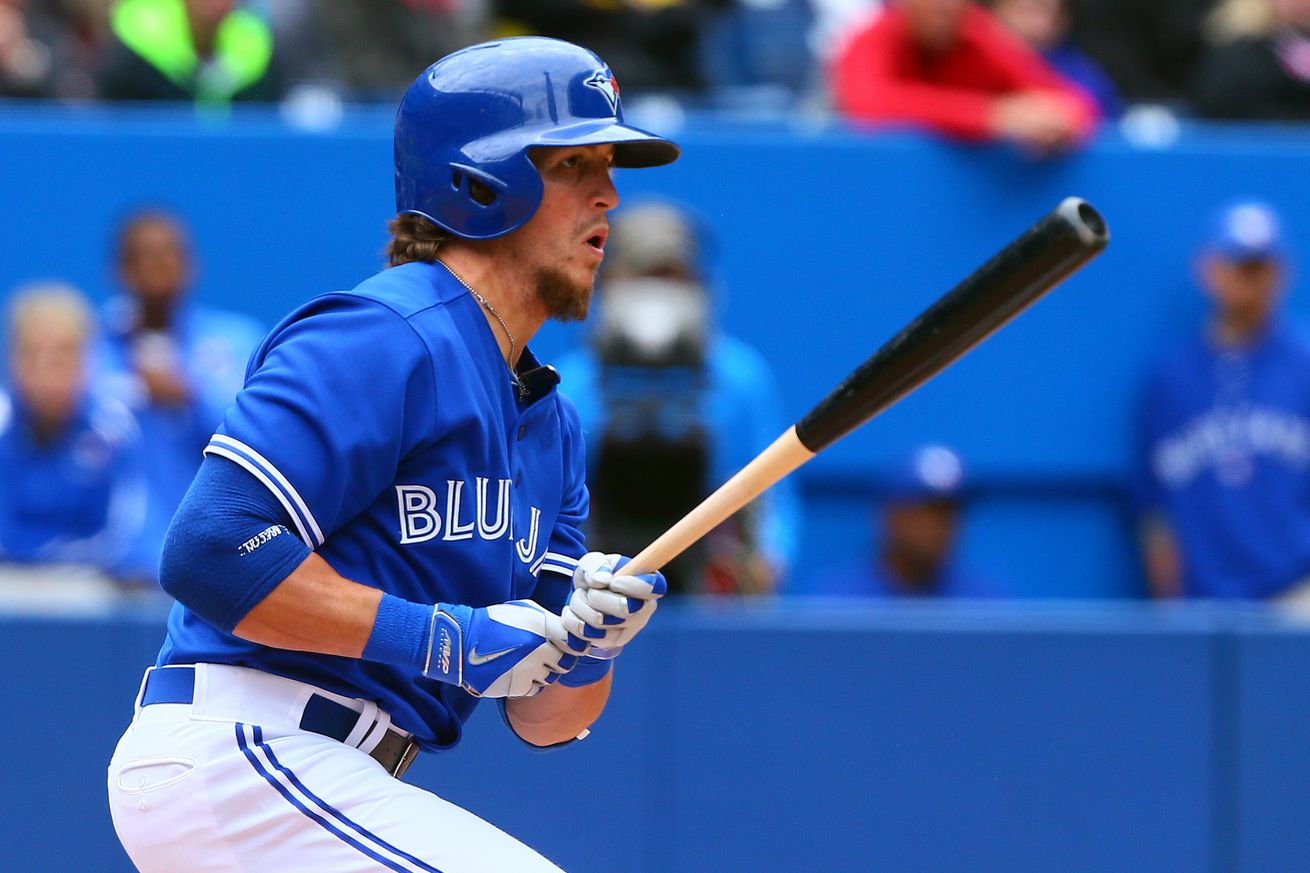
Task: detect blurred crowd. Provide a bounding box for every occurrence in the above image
[8,197,1309,607]
[3,0,1310,129]
[5,1,1310,605]
[0,209,262,593]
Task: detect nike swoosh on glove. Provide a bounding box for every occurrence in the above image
[426,600,579,698]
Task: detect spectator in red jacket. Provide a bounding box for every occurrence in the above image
[831,0,1099,153]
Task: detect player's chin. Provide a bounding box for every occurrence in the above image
[538,264,595,323]
[555,287,593,323]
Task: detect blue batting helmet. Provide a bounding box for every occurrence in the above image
[394,37,681,241]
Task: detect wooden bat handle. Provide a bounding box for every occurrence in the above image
[621,426,815,577]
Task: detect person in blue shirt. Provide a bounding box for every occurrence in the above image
[95,208,264,581]
[108,38,675,873]
[555,200,800,594]
[815,444,1003,598]
[0,282,147,580]
[1136,200,1310,600]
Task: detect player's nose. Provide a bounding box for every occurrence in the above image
[592,167,619,212]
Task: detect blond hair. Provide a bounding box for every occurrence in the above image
[7,282,93,348]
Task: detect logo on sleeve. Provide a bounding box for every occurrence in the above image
[238,524,289,556]
[436,627,453,676]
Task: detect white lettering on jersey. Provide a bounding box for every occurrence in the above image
[476,477,512,540]
[396,479,544,566]
[443,479,475,541]
[1153,405,1310,488]
[397,485,442,544]
[516,507,541,565]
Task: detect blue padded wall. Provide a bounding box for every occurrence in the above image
[4,603,1303,873]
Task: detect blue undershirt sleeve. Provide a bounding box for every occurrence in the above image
[159,454,313,632]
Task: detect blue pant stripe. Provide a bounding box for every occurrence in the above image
[235,724,437,873]
[252,726,443,873]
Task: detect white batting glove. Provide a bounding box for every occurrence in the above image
[428,600,578,698]
[561,552,667,655]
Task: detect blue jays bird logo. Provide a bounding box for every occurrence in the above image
[585,70,621,114]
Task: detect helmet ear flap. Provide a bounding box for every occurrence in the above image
[449,163,507,209]
[422,152,541,240]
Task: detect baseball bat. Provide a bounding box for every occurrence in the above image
[621,197,1109,578]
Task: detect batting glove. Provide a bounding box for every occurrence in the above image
[561,552,667,655]
[426,600,579,698]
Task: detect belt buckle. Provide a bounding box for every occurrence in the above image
[391,737,420,779]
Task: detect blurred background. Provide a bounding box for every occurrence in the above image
[5,0,1310,870]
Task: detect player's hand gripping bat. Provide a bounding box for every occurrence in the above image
[621,197,1109,578]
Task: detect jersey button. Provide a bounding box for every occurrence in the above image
[517,425,526,440]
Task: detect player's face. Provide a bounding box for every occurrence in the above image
[516,144,619,322]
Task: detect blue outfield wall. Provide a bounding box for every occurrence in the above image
[6,603,1310,872]
[6,109,1310,598]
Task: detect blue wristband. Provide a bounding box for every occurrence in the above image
[362,593,434,671]
[557,654,614,687]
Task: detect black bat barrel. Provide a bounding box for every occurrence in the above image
[794,197,1109,453]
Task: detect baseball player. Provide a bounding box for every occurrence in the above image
[1136,201,1310,600]
[107,37,675,872]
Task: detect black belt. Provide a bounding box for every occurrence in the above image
[140,666,420,779]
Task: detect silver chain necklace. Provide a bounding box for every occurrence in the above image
[439,261,525,397]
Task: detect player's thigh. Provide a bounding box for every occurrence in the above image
[108,711,249,872]
[110,714,565,873]
[249,728,567,873]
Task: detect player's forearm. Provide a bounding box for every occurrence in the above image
[160,455,381,654]
[505,672,612,746]
[233,552,383,657]
[168,457,573,698]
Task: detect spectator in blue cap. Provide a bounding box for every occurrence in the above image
[816,444,1004,597]
[1135,200,1310,599]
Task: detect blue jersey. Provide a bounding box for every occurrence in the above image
[158,262,589,750]
[0,388,147,575]
[96,298,264,578]
[1136,320,1310,598]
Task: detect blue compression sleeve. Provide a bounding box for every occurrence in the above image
[160,454,312,632]
[166,457,435,669]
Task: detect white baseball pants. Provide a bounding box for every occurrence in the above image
[107,663,565,872]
